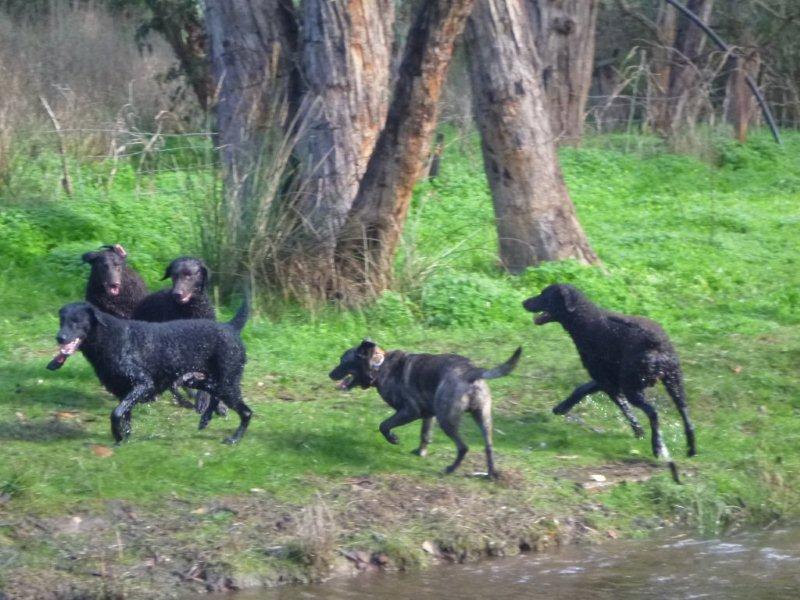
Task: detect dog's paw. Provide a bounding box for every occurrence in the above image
[633,426,646,439]
[411,447,428,457]
[687,447,697,458]
[385,433,399,445]
[222,436,239,445]
[552,404,568,416]
[444,464,457,475]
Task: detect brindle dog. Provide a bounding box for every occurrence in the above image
[329,340,521,478]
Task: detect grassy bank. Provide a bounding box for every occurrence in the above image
[1,132,798,597]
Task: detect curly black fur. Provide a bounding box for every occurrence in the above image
[83,245,148,318]
[523,284,696,481]
[132,257,215,321]
[48,300,251,445]
[131,257,221,415]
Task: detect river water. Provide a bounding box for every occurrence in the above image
[228,526,800,599]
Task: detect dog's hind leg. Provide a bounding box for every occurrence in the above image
[169,385,196,410]
[611,393,646,438]
[435,398,469,475]
[412,417,434,456]
[625,388,680,483]
[553,380,601,415]
[216,387,252,445]
[111,383,153,443]
[471,407,497,479]
[662,368,696,457]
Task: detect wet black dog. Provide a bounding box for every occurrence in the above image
[522,284,695,482]
[133,257,223,416]
[83,244,148,318]
[133,257,215,322]
[48,300,251,445]
[329,340,521,478]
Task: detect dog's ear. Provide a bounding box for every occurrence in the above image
[357,339,376,357]
[82,251,99,264]
[198,260,209,289]
[88,305,110,327]
[161,259,176,281]
[560,285,578,313]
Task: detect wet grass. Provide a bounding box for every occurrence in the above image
[0,130,799,594]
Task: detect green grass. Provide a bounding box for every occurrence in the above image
[1,130,799,592]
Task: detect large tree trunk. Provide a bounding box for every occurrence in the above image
[663,0,714,136]
[527,0,599,145]
[647,1,678,133]
[204,0,299,205]
[724,46,760,143]
[285,0,395,294]
[465,0,598,274]
[332,0,475,303]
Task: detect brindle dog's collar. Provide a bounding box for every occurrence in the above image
[368,349,385,385]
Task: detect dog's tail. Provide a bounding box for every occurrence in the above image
[227,293,250,333]
[469,346,522,381]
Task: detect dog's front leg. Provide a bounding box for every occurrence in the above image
[553,380,601,415]
[379,410,418,446]
[412,417,434,456]
[111,383,153,443]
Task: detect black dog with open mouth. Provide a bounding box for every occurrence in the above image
[82,244,148,319]
[330,340,521,478]
[523,284,696,483]
[48,300,252,445]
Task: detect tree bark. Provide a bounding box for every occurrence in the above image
[204,0,299,205]
[527,0,599,145]
[465,0,598,274]
[144,0,212,110]
[286,0,395,292]
[662,0,714,135]
[724,47,761,143]
[332,0,475,302]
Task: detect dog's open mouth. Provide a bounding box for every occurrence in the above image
[47,338,81,370]
[534,311,553,325]
[336,374,355,390]
[105,283,120,296]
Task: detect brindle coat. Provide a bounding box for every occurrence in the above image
[329,340,521,478]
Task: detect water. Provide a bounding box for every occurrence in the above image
[225,527,800,599]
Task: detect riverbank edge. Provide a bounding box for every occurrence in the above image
[1,459,794,600]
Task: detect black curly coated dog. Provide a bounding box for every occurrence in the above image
[523,284,696,482]
[47,299,251,445]
[133,257,215,322]
[83,244,148,318]
[329,340,521,478]
[132,257,223,416]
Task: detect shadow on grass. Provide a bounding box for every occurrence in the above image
[0,418,87,441]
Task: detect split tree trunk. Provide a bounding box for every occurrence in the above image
[647,1,678,133]
[465,0,598,274]
[662,0,714,136]
[332,0,476,302]
[527,0,599,145]
[286,0,395,294]
[725,47,761,142]
[204,0,299,205]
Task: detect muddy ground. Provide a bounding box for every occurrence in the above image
[0,460,674,599]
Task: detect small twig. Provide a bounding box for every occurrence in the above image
[40,96,73,196]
